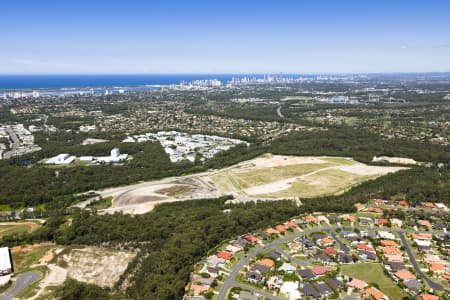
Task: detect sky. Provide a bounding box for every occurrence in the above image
[1,0,450,74]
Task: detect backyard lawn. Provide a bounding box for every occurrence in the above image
[341,263,405,300]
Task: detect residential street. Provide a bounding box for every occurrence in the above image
[327,229,350,253]
[217,225,447,299]
[217,226,338,300]
[398,231,444,291]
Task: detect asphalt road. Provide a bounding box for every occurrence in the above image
[2,126,19,159]
[276,247,309,267]
[398,231,444,291]
[327,229,350,253]
[217,225,447,299]
[234,282,281,300]
[0,271,40,300]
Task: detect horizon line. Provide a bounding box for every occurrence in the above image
[1,71,450,76]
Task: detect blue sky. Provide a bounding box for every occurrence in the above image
[1,0,450,74]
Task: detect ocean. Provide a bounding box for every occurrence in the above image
[0,74,259,90]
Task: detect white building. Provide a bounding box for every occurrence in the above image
[280,281,301,300]
[96,148,128,163]
[378,231,396,240]
[46,154,76,165]
[81,138,109,145]
[0,247,13,276]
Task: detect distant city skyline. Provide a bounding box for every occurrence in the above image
[1,0,450,74]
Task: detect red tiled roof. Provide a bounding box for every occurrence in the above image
[243,234,260,243]
[285,221,297,228]
[324,247,337,256]
[217,251,232,260]
[399,200,408,207]
[429,263,445,272]
[380,240,398,247]
[275,224,287,232]
[412,233,432,240]
[255,258,275,268]
[311,266,332,275]
[378,218,389,225]
[419,220,432,228]
[319,237,334,245]
[358,243,375,253]
[266,228,279,235]
[305,215,317,223]
[382,247,401,255]
[394,270,416,281]
[421,294,439,300]
[365,287,386,300]
[346,278,367,289]
[368,207,383,214]
[289,242,300,251]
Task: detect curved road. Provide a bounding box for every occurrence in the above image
[398,231,444,291]
[0,271,40,300]
[327,229,350,253]
[217,226,338,300]
[276,105,284,119]
[217,226,447,299]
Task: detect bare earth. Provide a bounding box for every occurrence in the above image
[95,155,407,214]
[62,247,136,288]
[27,246,135,298]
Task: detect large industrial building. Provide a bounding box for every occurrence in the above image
[46,148,128,165]
[46,153,77,165]
[0,247,14,276]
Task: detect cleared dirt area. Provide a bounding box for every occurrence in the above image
[155,184,194,196]
[99,176,223,214]
[96,155,406,214]
[211,155,405,198]
[372,156,418,165]
[61,247,136,288]
[250,154,329,167]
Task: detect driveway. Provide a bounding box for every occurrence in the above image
[327,229,350,253]
[0,271,41,300]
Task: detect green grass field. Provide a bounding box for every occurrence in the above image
[0,224,30,237]
[341,263,405,299]
[0,222,40,238]
[257,169,378,198]
[0,204,12,212]
[212,163,334,191]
